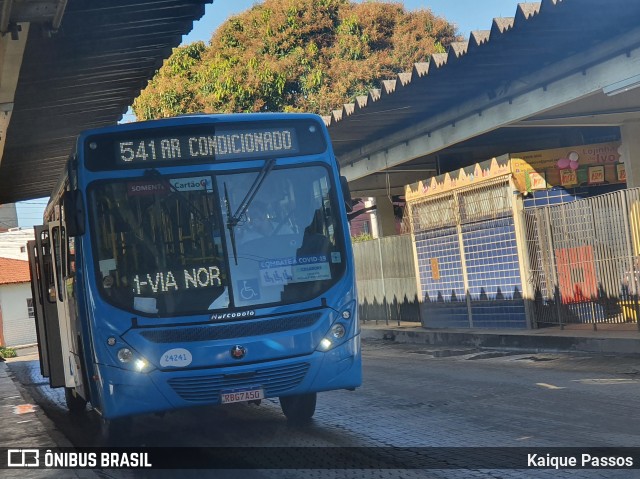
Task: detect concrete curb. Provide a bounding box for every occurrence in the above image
[361,326,640,356]
[11,344,39,357]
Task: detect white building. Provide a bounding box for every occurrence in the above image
[0,227,35,261]
[0,204,18,231]
[0,257,36,347]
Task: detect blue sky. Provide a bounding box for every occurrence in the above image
[183,0,523,44]
[16,0,522,227]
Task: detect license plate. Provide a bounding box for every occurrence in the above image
[220,387,264,404]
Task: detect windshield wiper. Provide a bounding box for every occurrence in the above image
[226,158,276,264]
[224,182,238,264]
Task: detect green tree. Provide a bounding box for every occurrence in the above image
[133,0,458,119]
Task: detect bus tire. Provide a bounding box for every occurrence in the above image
[100,416,132,445]
[279,392,316,423]
[64,387,87,413]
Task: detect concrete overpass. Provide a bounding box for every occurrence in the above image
[324,0,640,234]
[0,0,213,204]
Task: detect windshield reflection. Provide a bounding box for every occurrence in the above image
[89,175,227,316]
[219,165,345,308]
[88,165,345,316]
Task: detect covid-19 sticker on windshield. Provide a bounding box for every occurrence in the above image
[259,256,331,285]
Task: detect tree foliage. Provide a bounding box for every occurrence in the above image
[133,0,458,119]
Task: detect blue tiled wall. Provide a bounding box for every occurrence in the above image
[415,227,469,328]
[416,218,527,329]
[462,217,526,329]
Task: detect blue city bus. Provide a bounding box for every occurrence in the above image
[27,113,361,434]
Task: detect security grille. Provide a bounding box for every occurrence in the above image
[458,179,513,224]
[524,188,640,328]
[409,194,456,232]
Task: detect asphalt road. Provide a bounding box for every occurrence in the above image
[6,339,640,479]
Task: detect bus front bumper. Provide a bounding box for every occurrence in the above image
[95,334,361,419]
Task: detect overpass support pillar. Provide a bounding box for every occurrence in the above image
[621,121,640,189]
[372,196,396,238]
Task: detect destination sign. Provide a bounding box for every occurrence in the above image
[116,128,299,164]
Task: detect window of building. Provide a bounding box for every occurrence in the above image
[27,298,34,318]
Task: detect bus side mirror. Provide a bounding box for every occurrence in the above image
[340,176,353,213]
[63,190,85,237]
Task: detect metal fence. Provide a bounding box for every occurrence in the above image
[524,187,640,329]
[352,234,421,324]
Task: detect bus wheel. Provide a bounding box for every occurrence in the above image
[64,387,87,413]
[279,393,316,423]
[100,417,132,445]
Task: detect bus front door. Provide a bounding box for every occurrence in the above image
[29,226,66,388]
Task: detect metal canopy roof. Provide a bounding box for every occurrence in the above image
[325,0,640,196]
[0,0,212,204]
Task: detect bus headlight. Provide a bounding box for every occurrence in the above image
[317,322,348,351]
[116,348,151,372]
[117,348,134,363]
[134,358,149,372]
[331,323,346,339]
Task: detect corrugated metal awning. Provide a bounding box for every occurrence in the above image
[0,0,212,203]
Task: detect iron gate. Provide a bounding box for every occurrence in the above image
[524,188,640,329]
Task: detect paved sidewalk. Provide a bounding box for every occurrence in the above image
[361,320,640,356]
[0,359,96,478]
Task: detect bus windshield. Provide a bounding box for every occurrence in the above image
[88,164,346,316]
